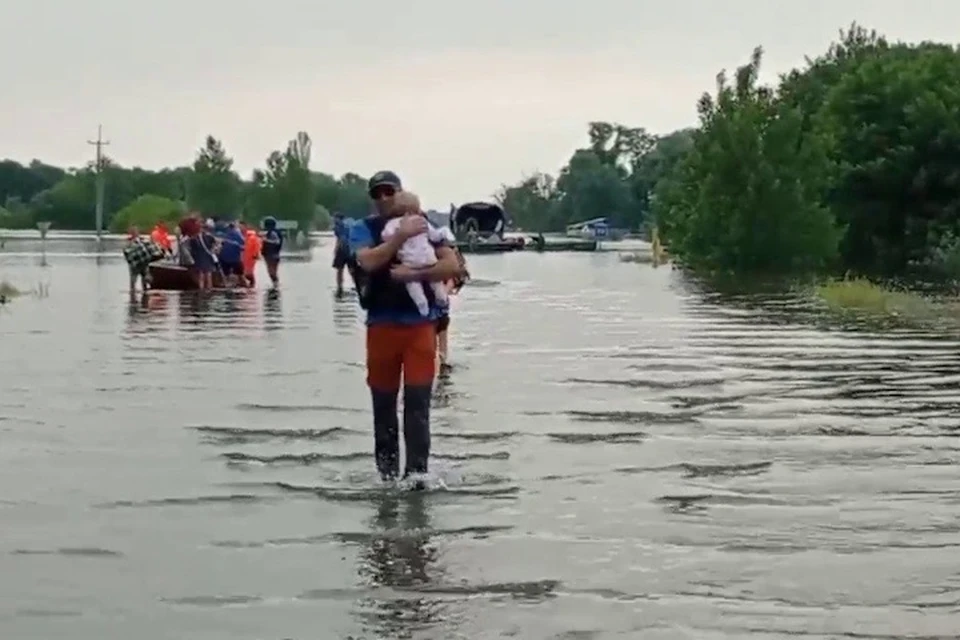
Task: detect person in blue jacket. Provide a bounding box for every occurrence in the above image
[215,220,246,286]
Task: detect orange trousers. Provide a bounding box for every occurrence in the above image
[366,322,437,391]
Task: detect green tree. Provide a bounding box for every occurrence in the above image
[654,47,840,273]
[110,194,184,232]
[0,198,35,229]
[28,171,98,230]
[495,172,558,231]
[334,172,371,217]
[815,42,960,275]
[779,23,888,136]
[555,149,636,229]
[628,129,695,227]
[312,171,341,211]
[247,132,318,229]
[187,136,240,217]
[0,159,66,205]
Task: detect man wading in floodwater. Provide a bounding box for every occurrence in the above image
[347,171,463,488]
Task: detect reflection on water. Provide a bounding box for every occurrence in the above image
[333,290,360,336]
[1,242,960,639]
[355,492,445,638]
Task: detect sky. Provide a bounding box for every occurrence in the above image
[1,0,958,208]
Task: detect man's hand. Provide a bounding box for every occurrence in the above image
[389,264,422,282]
[395,214,427,240]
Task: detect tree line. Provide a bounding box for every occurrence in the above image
[0,132,372,233]
[496,124,694,233]
[499,24,960,279]
[5,23,960,281]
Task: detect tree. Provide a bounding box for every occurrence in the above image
[814,42,960,275]
[334,172,372,217]
[187,136,240,217]
[312,171,342,212]
[0,159,65,205]
[495,172,557,231]
[28,171,98,231]
[778,23,889,136]
[246,132,318,229]
[628,129,695,227]
[654,47,841,273]
[555,149,636,229]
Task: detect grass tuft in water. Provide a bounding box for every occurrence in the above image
[0,279,22,299]
[816,277,934,318]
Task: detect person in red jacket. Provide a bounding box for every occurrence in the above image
[240,223,262,287]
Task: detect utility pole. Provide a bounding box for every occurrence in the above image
[87,125,109,247]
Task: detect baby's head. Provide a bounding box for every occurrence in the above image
[391,191,421,217]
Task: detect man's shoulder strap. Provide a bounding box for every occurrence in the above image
[364,214,385,241]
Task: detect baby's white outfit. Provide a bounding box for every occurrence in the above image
[381,217,455,316]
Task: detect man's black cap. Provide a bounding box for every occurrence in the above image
[368,170,402,193]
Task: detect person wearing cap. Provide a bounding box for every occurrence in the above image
[261,216,283,287]
[347,170,464,486]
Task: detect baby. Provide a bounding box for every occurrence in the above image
[381,191,455,316]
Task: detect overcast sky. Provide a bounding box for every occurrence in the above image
[0,0,956,207]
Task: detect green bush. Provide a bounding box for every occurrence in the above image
[110,195,184,233]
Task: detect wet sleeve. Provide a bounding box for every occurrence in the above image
[348,220,373,255]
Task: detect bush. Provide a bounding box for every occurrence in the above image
[110,195,184,233]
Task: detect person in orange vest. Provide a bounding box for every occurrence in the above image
[150,222,173,254]
[240,222,262,287]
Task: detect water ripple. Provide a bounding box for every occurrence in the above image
[3,251,959,639]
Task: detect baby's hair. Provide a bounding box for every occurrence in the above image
[392,191,421,214]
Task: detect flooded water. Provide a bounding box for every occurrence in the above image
[2,238,959,639]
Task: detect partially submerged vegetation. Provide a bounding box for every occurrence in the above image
[603,25,960,327]
[0,279,21,301]
[816,278,936,318]
[0,279,50,304]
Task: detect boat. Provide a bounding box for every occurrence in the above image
[148,262,236,290]
[147,262,240,290]
[148,262,199,290]
[428,203,601,253]
[525,234,598,252]
[449,202,525,254]
[565,217,627,241]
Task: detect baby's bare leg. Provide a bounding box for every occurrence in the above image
[429,281,449,307]
[405,281,431,316]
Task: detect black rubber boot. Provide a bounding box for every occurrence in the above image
[371,389,400,481]
[402,384,432,480]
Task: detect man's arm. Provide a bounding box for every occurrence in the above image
[351,220,403,273]
[402,245,462,282]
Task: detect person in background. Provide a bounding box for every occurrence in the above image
[332,212,352,296]
[177,217,199,269]
[216,220,246,286]
[435,244,468,371]
[123,226,151,294]
[240,223,262,287]
[189,219,220,290]
[261,216,283,288]
[348,170,464,488]
[150,221,173,255]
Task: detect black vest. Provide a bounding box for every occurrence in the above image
[350,215,436,313]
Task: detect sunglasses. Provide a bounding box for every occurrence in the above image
[369,185,397,200]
